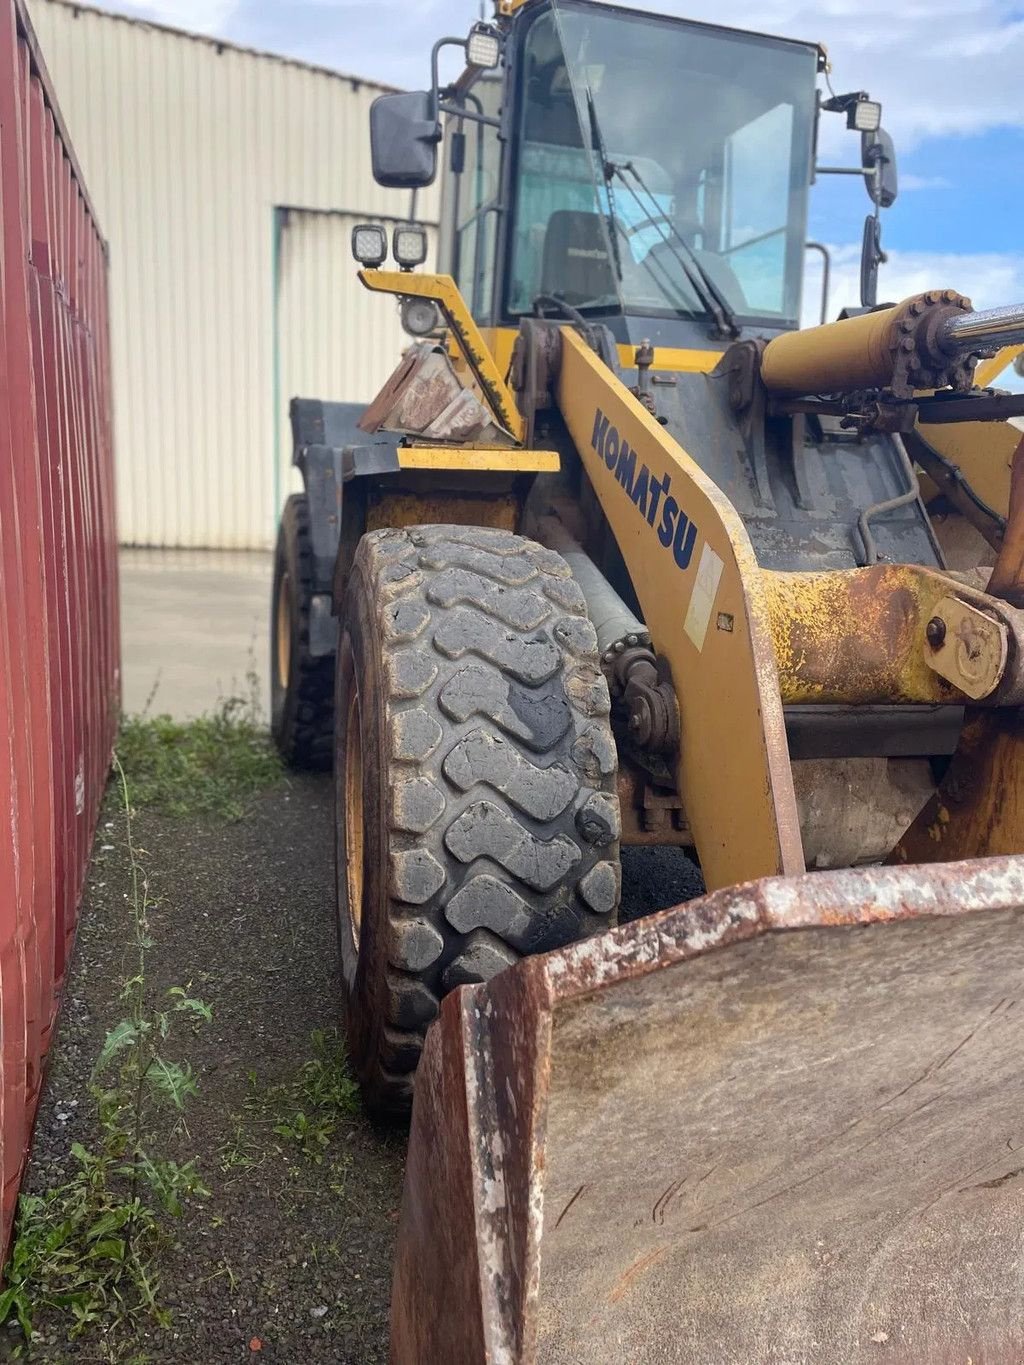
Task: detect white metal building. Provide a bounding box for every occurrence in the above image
[27,0,438,548]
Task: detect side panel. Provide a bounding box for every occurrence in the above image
[0,0,118,1263]
[557,328,803,890]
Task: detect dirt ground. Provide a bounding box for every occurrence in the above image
[8,765,701,1363]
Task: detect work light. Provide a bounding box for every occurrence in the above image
[401,296,440,337]
[351,223,388,268]
[393,224,428,270]
[466,22,501,70]
[821,91,882,134]
[849,97,882,132]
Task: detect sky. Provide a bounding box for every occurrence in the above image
[77,0,1024,332]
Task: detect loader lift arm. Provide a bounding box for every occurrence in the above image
[555,327,804,888]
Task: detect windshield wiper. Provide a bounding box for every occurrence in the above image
[613,159,741,340]
[579,87,739,340]
[584,87,624,284]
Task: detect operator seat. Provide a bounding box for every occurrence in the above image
[540,209,618,307]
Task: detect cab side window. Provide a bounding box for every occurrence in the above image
[442,71,504,323]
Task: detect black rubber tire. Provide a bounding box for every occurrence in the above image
[270,494,334,770]
[334,525,621,1118]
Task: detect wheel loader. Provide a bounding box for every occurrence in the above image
[270,1,1024,1359]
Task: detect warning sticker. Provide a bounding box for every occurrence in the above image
[683,544,724,650]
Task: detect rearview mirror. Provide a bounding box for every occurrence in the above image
[862,128,898,208]
[370,91,440,189]
[860,214,885,308]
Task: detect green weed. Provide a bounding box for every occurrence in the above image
[0,758,212,1351]
[116,685,280,821]
[256,1030,359,1165]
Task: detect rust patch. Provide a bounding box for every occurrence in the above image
[360,343,496,441]
[366,492,519,534]
[607,1245,669,1304]
[767,562,1024,705]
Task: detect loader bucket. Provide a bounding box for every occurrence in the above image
[390,858,1024,1365]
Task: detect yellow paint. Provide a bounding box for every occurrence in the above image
[359,270,525,442]
[480,326,517,379]
[763,565,1008,705]
[478,324,723,378]
[398,446,559,472]
[617,345,721,373]
[495,0,535,12]
[976,346,1024,388]
[914,417,1019,520]
[557,327,804,891]
[761,303,902,395]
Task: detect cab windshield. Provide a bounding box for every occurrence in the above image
[508,1,818,328]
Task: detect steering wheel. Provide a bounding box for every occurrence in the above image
[620,212,676,243]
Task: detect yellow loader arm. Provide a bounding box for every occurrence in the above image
[557,323,1024,887]
[556,330,804,889]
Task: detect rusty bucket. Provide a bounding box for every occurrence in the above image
[391,857,1024,1364]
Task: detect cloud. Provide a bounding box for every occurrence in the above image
[900,174,953,192]
[806,243,1024,324]
[68,0,1024,152]
[609,0,1024,149]
[95,0,240,34]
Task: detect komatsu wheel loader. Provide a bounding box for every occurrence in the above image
[270,1,1024,1358]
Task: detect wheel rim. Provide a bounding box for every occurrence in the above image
[276,571,292,686]
[344,672,365,948]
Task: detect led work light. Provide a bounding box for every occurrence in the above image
[466,22,501,70]
[351,223,388,268]
[849,97,882,132]
[393,224,428,270]
[822,90,882,133]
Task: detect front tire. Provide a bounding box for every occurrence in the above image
[334,525,621,1117]
[270,494,334,770]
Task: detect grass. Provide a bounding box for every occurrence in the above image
[1,759,212,1355]
[218,1029,360,1172]
[116,688,281,821]
[269,1029,360,1164]
[0,687,325,1355]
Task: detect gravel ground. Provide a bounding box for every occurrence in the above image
[7,766,701,1364]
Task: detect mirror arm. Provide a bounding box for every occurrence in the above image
[815,165,877,177]
[438,99,501,129]
[430,36,472,122]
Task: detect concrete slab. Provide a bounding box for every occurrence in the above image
[120,548,272,719]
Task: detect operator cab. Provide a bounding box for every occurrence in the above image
[369,0,895,354]
[437,2,819,350]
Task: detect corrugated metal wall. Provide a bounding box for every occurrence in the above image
[276,208,439,503]
[26,0,439,548]
[1,0,118,1262]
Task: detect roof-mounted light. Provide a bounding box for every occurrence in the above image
[466,22,501,70]
[850,97,881,132]
[822,90,882,133]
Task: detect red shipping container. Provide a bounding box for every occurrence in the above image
[0,0,118,1264]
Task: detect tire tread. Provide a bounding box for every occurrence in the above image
[345,525,621,1114]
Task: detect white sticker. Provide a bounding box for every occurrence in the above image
[683,544,724,651]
